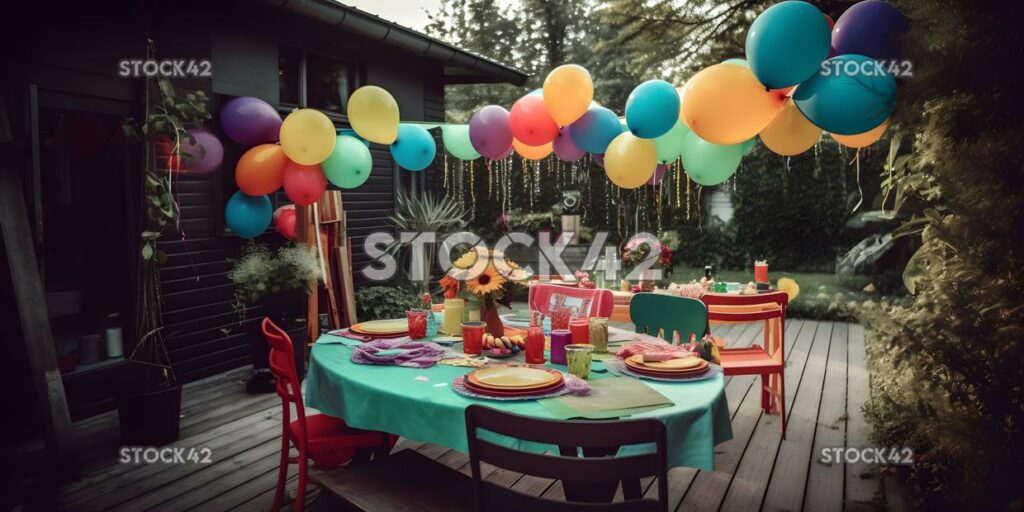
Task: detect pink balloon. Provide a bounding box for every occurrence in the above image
[180,128,223,173]
[648,163,668,185]
[509,95,559,146]
[282,162,327,206]
[469,105,513,160]
[591,153,605,168]
[273,204,297,240]
[553,128,585,162]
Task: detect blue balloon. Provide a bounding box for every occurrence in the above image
[625,80,680,139]
[831,0,908,62]
[745,1,831,89]
[225,191,272,239]
[390,124,437,171]
[568,107,623,154]
[792,54,896,135]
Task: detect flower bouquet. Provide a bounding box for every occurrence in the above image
[440,247,531,336]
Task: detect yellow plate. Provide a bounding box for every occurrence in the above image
[351,319,409,334]
[626,354,708,372]
[471,367,559,389]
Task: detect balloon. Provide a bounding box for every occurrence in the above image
[235,144,288,195]
[220,97,282,146]
[552,128,585,162]
[830,120,889,148]
[322,135,373,188]
[681,131,744,186]
[604,133,657,189]
[792,54,896,135]
[592,153,605,168]
[440,125,481,160]
[180,128,223,173]
[648,164,668,185]
[347,85,400,144]
[653,121,690,163]
[280,109,336,165]
[543,64,594,126]
[745,1,832,89]
[390,124,436,171]
[758,100,822,156]
[568,107,623,154]
[831,0,909,61]
[511,139,553,160]
[742,137,758,155]
[722,58,749,67]
[469,105,513,160]
[282,161,327,206]
[273,205,297,241]
[225,191,272,239]
[509,94,559,146]
[682,63,788,145]
[624,80,680,139]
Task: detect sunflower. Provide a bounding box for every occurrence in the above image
[453,250,480,269]
[467,265,506,297]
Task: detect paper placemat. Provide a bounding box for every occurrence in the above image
[538,377,674,420]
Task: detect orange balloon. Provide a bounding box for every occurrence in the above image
[682,63,788,145]
[676,83,692,128]
[543,64,594,127]
[235,144,289,195]
[604,133,656,189]
[512,139,553,160]
[831,120,889,148]
[759,100,822,156]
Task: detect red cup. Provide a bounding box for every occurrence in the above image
[569,318,590,344]
[525,326,546,364]
[462,321,485,355]
[406,309,428,340]
[550,307,572,330]
[755,263,769,284]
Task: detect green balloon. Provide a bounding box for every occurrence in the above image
[681,131,744,186]
[742,137,757,155]
[322,135,373,189]
[722,58,750,68]
[440,124,480,161]
[653,120,690,163]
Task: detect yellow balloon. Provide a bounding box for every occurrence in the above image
[759,100,822,156]
[777,277,800,301]
[347,85,400,144]
[831,120,889,149]
[279,109,336,165]
[604,133,656,189]
[682,63,788,145]
[543,64,593,127]
[676,83,692,129]
[512,139,553,160]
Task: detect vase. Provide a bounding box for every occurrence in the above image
[480,300,504,337]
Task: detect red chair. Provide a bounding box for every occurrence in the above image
[701,292,788,438]
[263,318,393,511]
[528,282,614,319]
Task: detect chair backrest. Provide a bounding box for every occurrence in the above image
[701,292,788,358]
[262,318,308,429]
[465,405,668,512]
[629,293,708,343]
[528,283,614,320]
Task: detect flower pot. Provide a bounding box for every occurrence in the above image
[481,301,504,337]
[118,384,182,446]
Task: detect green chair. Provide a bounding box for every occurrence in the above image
[629,293,708,343]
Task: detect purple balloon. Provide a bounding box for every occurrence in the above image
[831,0,908,61]
[552,128,585,162]
[469,105,513,160]
[220,97,282,146]
[180,128,223,173]
[592,153,605,168]
[647,163,668,185]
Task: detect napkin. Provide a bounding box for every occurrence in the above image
[538,377,674,420]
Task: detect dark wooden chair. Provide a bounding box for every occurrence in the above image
[465,405,669,512]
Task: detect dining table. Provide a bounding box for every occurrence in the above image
[304,325,733,472]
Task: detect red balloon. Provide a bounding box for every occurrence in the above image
[509,94,559,146]
[274,205,297,240]
[282,161,327,206]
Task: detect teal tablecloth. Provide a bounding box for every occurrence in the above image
[305,334,732,471]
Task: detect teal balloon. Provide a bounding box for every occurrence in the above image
[440,124,480,161]
[681,131,743,186]
[323,135,373,189]
[390,124,436,171]
[741,137,757,155]
[745,0,831,88]
[225,191,272,239]
[625,80,680,139]
[653,121,690,163]
[792,54,896,135]
[568,107,623,154]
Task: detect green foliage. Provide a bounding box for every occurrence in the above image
[355,285,423,321]
[228,242,322,305]
[387,192,468,291]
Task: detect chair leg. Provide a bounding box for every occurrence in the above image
[779,371,787,439]
[273,433,289,511]
[760,374,770,412]
[296,454,308,512]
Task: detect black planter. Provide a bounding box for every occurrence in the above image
[117,384,183,446]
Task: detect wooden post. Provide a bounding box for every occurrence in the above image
[0,168,72,465]
[294,205,319,346]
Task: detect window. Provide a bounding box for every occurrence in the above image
[278,46,301,106]
[307,53,354,115]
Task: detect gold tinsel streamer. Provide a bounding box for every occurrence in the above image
[470,160,477,221]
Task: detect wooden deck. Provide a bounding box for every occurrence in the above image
[55,319,897,511]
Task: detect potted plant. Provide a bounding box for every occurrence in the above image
[228,241,322,391]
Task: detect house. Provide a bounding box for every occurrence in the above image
[0,0,525,438]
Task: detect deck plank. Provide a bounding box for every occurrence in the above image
[845,323,884,511]
[803,322,849,511]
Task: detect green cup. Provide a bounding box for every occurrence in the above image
[565,344,595,380]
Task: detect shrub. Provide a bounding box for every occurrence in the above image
[355,284,422,321]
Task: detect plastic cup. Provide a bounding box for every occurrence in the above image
[461,321,485,355]
[565,344,595,379]
[406,310,428,340]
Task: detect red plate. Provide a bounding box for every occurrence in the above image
[463,378,565,397]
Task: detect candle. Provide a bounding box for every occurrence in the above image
[549,329,572,365]
[525,326,546,364]
[462,321,485,355]
[588,317,609,354]
[569,318,590,345]
[442,298,464,335]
